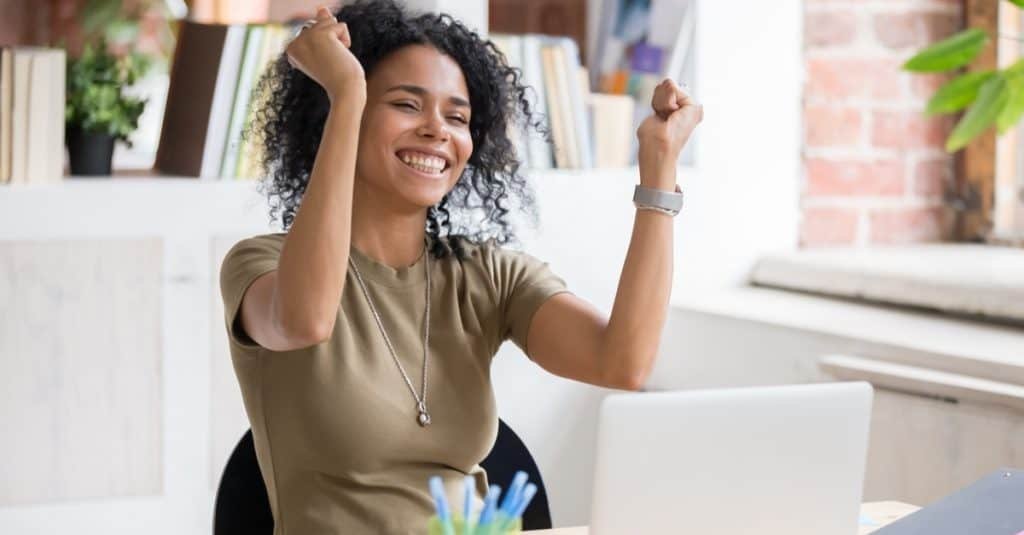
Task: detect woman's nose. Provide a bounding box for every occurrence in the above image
[416,110,450,140]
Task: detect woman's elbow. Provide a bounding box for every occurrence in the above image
[602,356,652,391]
[277,313,335,349]
[619,370,649,391]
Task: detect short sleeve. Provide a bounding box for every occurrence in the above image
[219,234,285,350]
[483,240,572,357]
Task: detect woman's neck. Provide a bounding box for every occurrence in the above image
[350,190,429,270]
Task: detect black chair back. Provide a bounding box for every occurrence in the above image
[480,419,553,530]
[213,419,553,534]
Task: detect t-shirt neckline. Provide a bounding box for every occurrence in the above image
[348,234,432,288]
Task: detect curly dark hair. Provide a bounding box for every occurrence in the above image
[246,0,548,260]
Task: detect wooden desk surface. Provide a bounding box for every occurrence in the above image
[525,501,920,534]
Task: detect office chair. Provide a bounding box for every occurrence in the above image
[213,419,553,534]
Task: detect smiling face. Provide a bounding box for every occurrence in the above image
[354,44,473,211]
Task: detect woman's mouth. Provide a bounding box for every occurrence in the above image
[396,150,449,177]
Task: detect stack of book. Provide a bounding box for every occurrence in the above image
[491,34,619,170]
[0,47,66,185]
[156,20,295,180]
[589,0,697,164]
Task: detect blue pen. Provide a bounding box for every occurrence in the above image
[429,476,455,535]
[477,484,501,529]
[462,476,475,535]
[497,482,537,532]
[493,471,528,532]
[497,471,528,522]
[510,483,537,520]
[499,471,528,515]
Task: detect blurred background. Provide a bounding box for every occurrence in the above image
[1,0,1023,533]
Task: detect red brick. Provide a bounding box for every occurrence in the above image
[0,0,31,45]
[871,110,952,149]
[869,206,948,243]
[801,207,860,246]
[913,158,953,197]
[805,105,862,147]
[911,72,956,100]
[807,58,905,100]
[807,158,905,197]
[873,12,961,50]
[805,10,858,48]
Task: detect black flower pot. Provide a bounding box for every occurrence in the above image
[66,126,115,176]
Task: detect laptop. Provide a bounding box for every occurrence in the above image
[589,381,874,535]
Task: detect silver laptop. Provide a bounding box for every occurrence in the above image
[590,381,873,535]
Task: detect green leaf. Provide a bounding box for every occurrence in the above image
[926,71,995,114]
[81,0,123,38]
[65,37,148,143]
[997,74,1024,133]
[1007,0,1024,8]
[904,28,989,73]
[946,73,1010,152]
[1004,58,1024,84]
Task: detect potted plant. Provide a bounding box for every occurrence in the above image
[64,39,150,176]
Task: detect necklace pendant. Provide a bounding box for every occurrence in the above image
[417,409,431,427]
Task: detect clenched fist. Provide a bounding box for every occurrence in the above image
[636,78,703,187]
[286,6,366,103]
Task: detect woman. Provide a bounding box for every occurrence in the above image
[219,0,702,533]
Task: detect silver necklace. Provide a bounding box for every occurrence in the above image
[347,247,432,427]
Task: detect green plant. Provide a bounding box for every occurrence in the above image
[904,0,1024,152]
[65,39,150,145]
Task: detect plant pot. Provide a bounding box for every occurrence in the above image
[66,126,115,176]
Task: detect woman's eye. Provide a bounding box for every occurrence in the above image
[449,116,468,124]
[395,102,418,110]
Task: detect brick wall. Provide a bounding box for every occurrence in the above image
[802,0,962,246]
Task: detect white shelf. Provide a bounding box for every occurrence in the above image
[0,164,698,242]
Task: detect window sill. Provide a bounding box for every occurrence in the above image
[749,244,1024,324]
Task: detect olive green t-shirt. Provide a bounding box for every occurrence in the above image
[219,232,570,534]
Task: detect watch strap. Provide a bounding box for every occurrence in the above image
[633,184,683,215]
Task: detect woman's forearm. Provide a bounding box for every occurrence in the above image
[601,162,677,389]
[275,92,365,342]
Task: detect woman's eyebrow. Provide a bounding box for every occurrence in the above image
[383,84,470,108]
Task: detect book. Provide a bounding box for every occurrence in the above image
[0,48,12,183]
[589,92,634,168]
[48,49,66,183]
[9,49,31,184]
[220,24,266,179]
[589,0,696,165]
[155,21,246,178]
[489,34,530,169]
[200,24,246,179]
[552,44,577,166]
[558,37,593,169]
[520,35,552,170]
[539,44,569,169]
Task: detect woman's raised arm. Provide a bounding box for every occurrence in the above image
[238,7,366,351]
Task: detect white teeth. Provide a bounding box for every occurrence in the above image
[399,151,446,173]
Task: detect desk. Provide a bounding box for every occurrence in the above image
[525,501,920,534]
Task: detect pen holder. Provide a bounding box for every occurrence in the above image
[427,514,522,535]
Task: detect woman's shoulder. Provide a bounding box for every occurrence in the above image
[227,231,284,251]
[438,234,548,278]
[222,233,288,268]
